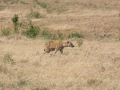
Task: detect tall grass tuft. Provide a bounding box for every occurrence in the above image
[11,14,19,33]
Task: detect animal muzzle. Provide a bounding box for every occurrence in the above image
[71,45,74,47]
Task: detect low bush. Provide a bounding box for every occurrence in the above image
[23,25,40,38]
[11,14,19,33]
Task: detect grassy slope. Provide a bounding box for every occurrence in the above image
[0,0,120,90]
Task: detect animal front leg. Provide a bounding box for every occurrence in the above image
[54,47,59,54]
[60,48,64,54]
[54,49,58,54]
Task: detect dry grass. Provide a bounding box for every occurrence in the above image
[0,39,120,90]
[0,0,120,90]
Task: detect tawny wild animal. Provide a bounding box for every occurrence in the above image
[43,40,74,54]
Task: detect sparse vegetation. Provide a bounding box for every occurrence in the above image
[33,87,50,90]
[46,6,68,14]
[56,7,68,14]
[34,0,67,14]
[0,0,120,90]
[68,32,83,39]
[27,10,43,18]
[34,0,47,8]
[40,30,52,39]
[40,30,82,40]
[1,28,11,36]
[3,0,19,4]
[46,6,55,13]
[20,0,26,4]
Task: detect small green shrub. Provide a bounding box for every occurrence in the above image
[68,32,82,39]
[3,53,14,63]
[119,13,120,17]
[23,25,40,38]
[11,14,19,33]
[1,28,11,36]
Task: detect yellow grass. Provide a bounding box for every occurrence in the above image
[0,0,120,90]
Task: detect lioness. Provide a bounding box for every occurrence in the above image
[43,40,74,54]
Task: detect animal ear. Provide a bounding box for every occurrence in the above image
[67,41,69,43]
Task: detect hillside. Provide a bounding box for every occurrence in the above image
[0,0,120,90]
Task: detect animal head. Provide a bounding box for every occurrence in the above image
[67,41,74,47]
